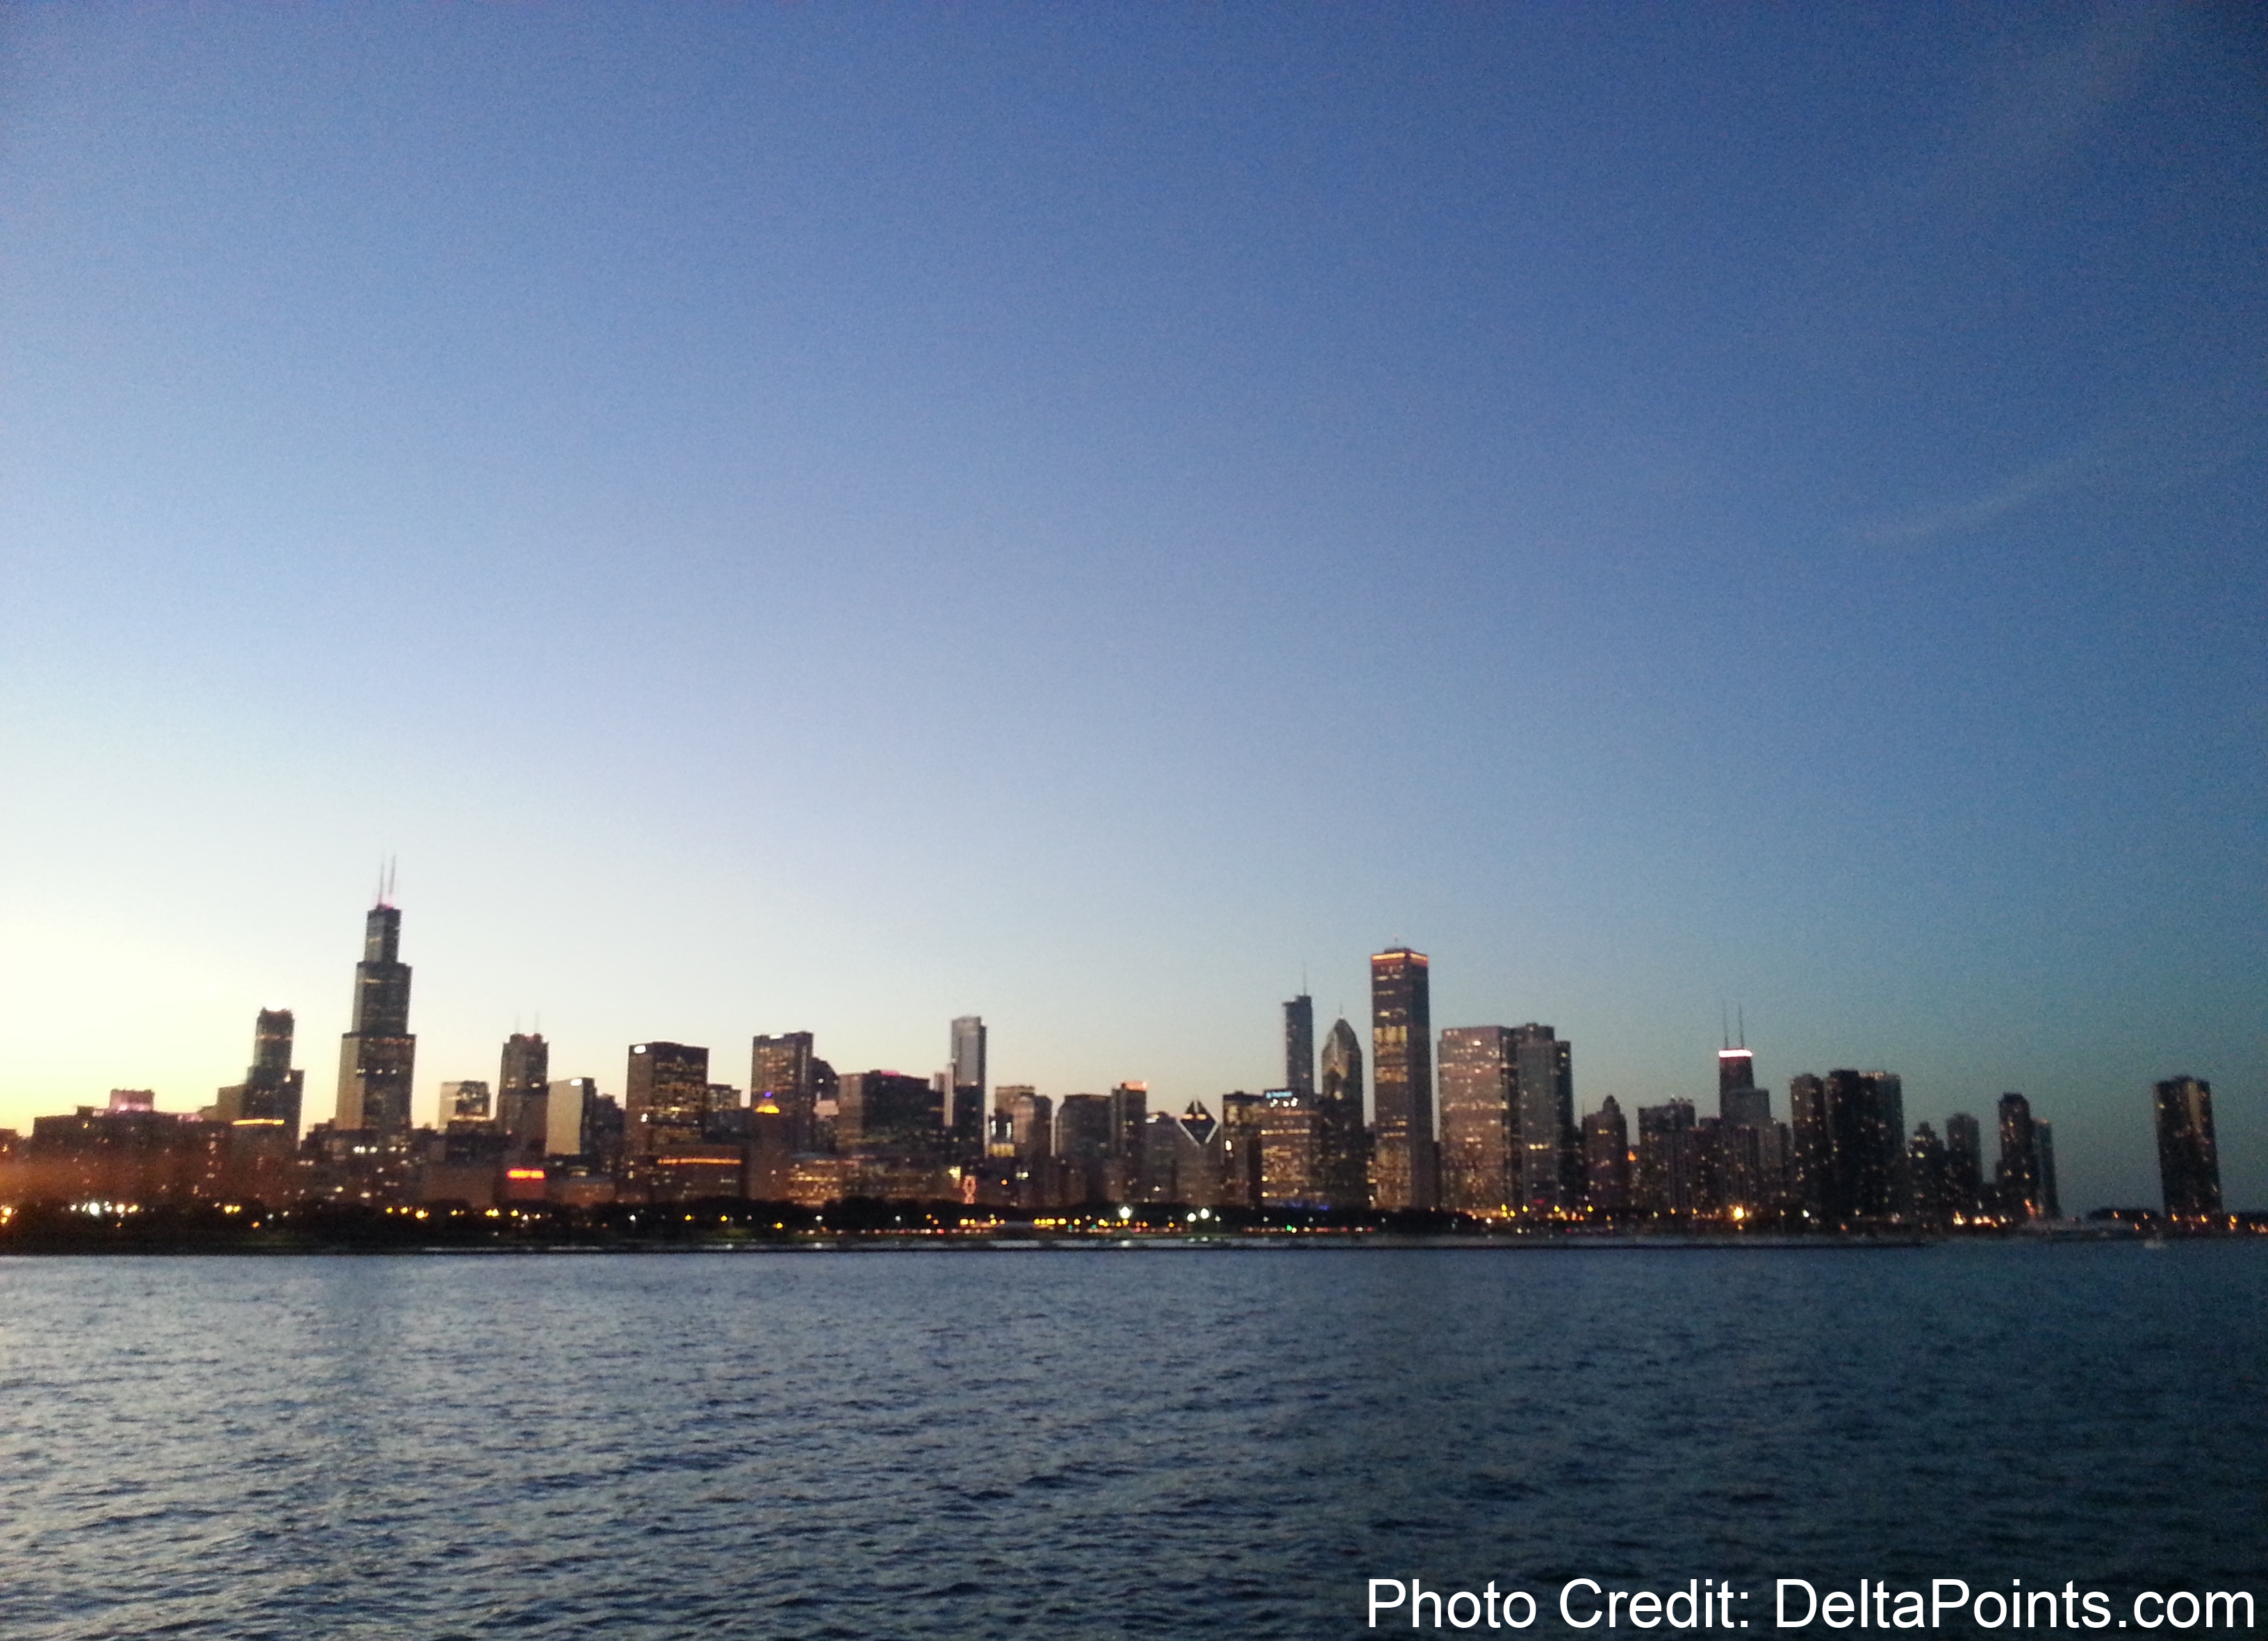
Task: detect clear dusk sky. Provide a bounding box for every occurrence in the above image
[2,4,2262,1210]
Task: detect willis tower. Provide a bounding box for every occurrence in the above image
[334,869,416,1141]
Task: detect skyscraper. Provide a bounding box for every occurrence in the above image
[545,1077,595,1158]
[217,1007,306,1141]
[1582,1096,1631,1216]
[1718,1044,1770,1130]
[627,1042,709,1155]
[752,1032,816,1153]
[1283,994,1316,1098]
[334,898,416,1141]
[950,1016,987,1163]
[1787,1074,1830,1219]
[1316,1018,1367,1210]
[1511,1023,1578,1213]
[2153,1075,2222,1220]
[1438,1026,1515,1214]
[1944,1112,1984,1220]
[1370,947,1435,1210]
[498,1032,550,1158]
[1995,1091,2041,1221]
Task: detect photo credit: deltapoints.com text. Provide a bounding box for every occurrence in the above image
[1364,1577,2260,1631]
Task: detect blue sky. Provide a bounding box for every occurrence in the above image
[3,3,2261,1210]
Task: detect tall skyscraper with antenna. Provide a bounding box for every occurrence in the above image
[334,866,416,1141]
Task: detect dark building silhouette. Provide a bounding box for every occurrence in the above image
[1438,1026,1515,1214]
[1218,1090,1266,1209]
[1315,1019,1368,1210]
[1370,947,1436,1210]
[2035,1120,2060,1219]
[215,1007,306,1142]
[1944,1112,1984,1220]
[1108,1082,1149,1201]
[1283,994,1316,1097]
[1634,1099,1696,1217]
[1141,1102,1226,1206]
[1055,1093,1116,1205]
[1718,1045,1770,1130]
[334,900,416,1141]
[1583,1096,1630,1216]
[1788,1073,1831,1219]
[2153,1075,2222,1219]
[498,1032,549,1158]
[1817,1069,1903,1221]
[1996,1091,2041,1221]
[950,1016,987,1162]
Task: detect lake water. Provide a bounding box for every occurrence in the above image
[0,1242,2259,1639]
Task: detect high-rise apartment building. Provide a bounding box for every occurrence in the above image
[1944,1112,1984,1219]
[1995,1091,2041,1221]
[1511,1023,1578,1213]
[498,1033,550,1157]
[2035,1120,2060,1219]
[1634,1100,1696,1217]
[2153,1075,2221,1219]
[1055,1094,1116,1205]
[1283,995,1316,1098]
[1316,1019,1368,1210]
[334,900,416,1141]
[1582,1096,1630,1216]
[1438,1027,1515,1214]
[950,1016,987,1162]
[1370,947,1436,1211]
[1788,1074,1830,1218]
[752,1032,816,1153]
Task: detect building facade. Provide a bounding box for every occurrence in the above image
[1370,948,1436,1211]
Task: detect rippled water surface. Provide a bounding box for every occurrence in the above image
[0,1242,2260,1638]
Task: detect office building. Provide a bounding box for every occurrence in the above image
[950,1016,987,1162]
[215,1007,306,1142]
[1511,1024,1578,1213]
[1788,1073,1830,1218]
[1582,1096,1630,1216]
[1634,1100,1696,1217]
[1257,1090,1321,1207]
[626,1042,710,1158]
[1438,1026,1515,1214]
[1055,1094,1116,1205]
[1141,1102,1225,1207]
[1906,1122,1951,1230]
[1370,947,1436,1210]
[1995,1091,2041,1221]
[498,1032,549,1157]
[1315,1019,1368,1210]
[333,898,416,1141]
[751,1032,816,1153]
[1109,1082,1149,1200]
[545,1078,595,1158]
[1283,994,1316,1097]
[1719,1044,1770,1130]
[443,1080,493,1124]
[2153,1075,2222,1219]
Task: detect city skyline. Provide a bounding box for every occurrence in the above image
[3,7,2261,1212]
[1,886,2248,1217]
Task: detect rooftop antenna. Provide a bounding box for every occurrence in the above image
[1721,1002,1730,1051]
[1738,1005,1746,1050]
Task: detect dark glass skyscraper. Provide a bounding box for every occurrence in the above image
[220,1007,306,1141]
[1370,948,1435,1211]
[627,1041,710,1157]
[334,901,415,1141]
[2153,1075,2222,1219]
[1283,994,1315,1098]
[1944,1112,1984,1219]
[498,1032,549,1158]
[1316,1021,1367,1210]
[1582,1096,1630,1215]
[1718,1046,1770,1130]
[1511,1023,1577,1213]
